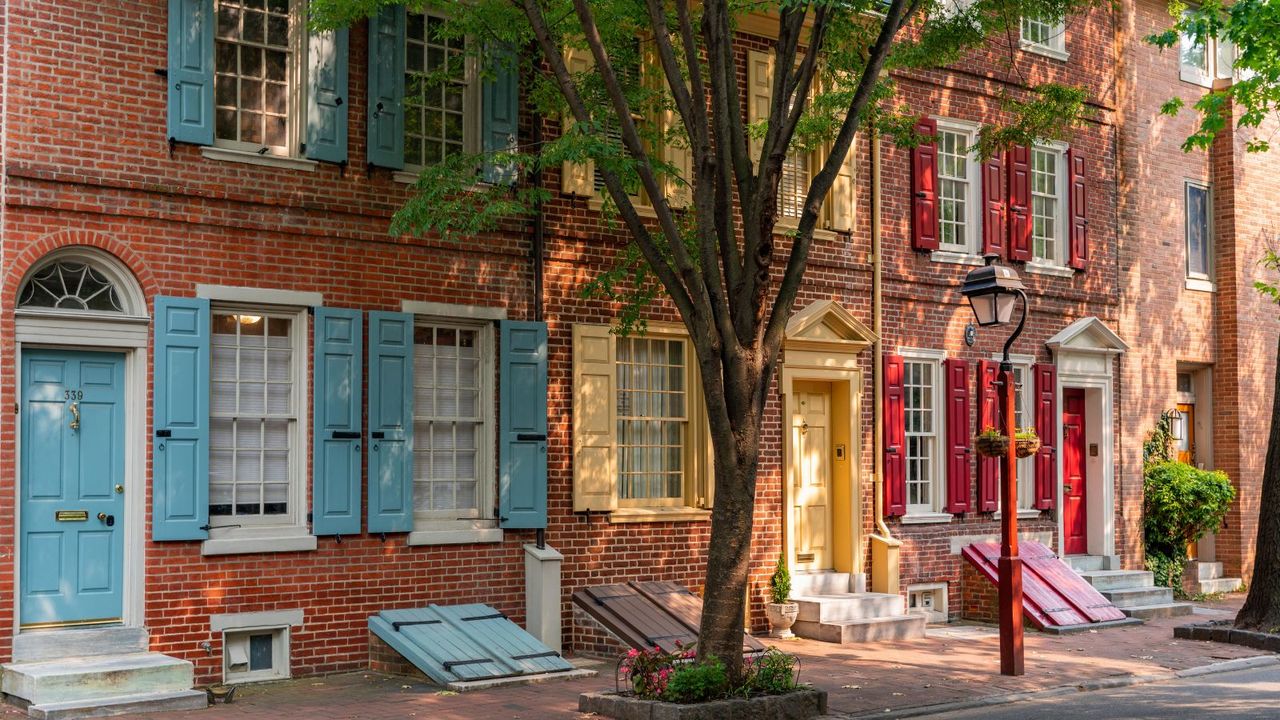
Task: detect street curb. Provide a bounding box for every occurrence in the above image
[839,655,1279,719]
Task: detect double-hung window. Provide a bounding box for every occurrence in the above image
[1010,363,1035,510]
[214,0,300,156]
[209,307,305,528]
[1020,12,1067,59]
[1030,144,1067,266]
[935,120,981,255]
[403,11,478,169]
[616,336,688,507]
[1180,9,1236,85]
[902,355,942,515]
[1185,181,1213,281]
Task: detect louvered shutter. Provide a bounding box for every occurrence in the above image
[368,312,414,532]
[499,321,549,529]
[313,308,362,536]
[911,117,939,252]
[1033,363,1058,510]
[944,358,972,514]
[483,45,519,185]
[560,48,595,196]
[976,360,1000,512]
[306,28,349,163]
[828,139,856,232]
[1067,148,1088,271]
[153,296,211,541]
[572,324,617,512]
[746,50,774,171]
[366,5,405,169]
[982,155,1006,257]
[1007,145,1032,261]
[663,106,694,208]
[167,0,214,145]
[883,354,907,518]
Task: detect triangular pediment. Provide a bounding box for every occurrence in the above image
[785,300,878,349]
[1046,317,1128,354]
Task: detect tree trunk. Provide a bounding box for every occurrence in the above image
[1236,337,1280,632]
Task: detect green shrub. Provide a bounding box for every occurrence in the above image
[662,657,728,703]
[1143,461,1235,560]
[1145,549,1186,592]
[769,554,791,604]
[744,648,798,695]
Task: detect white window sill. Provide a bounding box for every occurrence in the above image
[610,507,712,524]
[406,527,504,546]
[900,512,954,525]
[201,146,318,173]
[1180,70,1213,88]
[1020,41,1069,62]
[993,509,1044,520]
[1025,261,1076,278]
[201,531,317,556]
[931,250,985,267]
[1185,277,1216,292]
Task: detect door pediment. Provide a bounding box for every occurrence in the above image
[1046,317,1128,357]
[785,300,877,354]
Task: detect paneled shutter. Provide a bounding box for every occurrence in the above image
[662,106,694,208]
[828,140,856,232]
[1033,363,1058,510]
[368,312,414,532]
[1067,148,1089,271]
[1006,145,1032,261]
[746,50,774,171]
[482,45,520,185]
[572,324,617,512]
[499,321,549,528]
[153,296,211,541]
[944,358,971,514]
[306,28,349,163]
[976,360,1000,512]
[982,155,1006,257]
[313,308,362,536]
[167,0,214,145]
[366,5,405,170]
[883,354,907,518]
[910,117,939,252]
[560,48,595,196]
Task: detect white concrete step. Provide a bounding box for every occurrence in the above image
[1188,577,1243,595]
[1062,555,1119,573]
[1120,602,1195,620]
[793,614,927,644]
[1079,569,1155,592]
[1100,586,1174,607]
[1188,561,1226,582]
[790,572,852,597]
[2,653,193,708]
[793,592,903,623]
[12,628,148,663]
[28,690,207,720]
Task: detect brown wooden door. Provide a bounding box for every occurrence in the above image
[1062,389,1088,555]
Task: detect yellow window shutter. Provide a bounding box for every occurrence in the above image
[746,50,774,171]
[561,48,595,197]
[663,106,694,208]
[572,323,618,512]
[827,139,856,232]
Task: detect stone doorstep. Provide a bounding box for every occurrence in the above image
[793,614,928,644]
[11,628,149,664]
[1,653,194,707]
[1120,602,1195,620]
[1078,570,1157,592]
[579,689,828,720]
[27,690,208,720]
[1100,586,1175,606]
[793,593,903,623]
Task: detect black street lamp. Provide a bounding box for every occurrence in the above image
[960,254,1029,677]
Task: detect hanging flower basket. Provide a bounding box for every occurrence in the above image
[1015,436,1041,459]
[975,433,1010,458]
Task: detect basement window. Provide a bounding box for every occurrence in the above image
[907,583,948,623]
[224,627,289,683]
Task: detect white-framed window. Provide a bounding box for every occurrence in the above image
[1185,181,1212,280]
[1180,9,1237,86]
[223,627,289,683]
[210,306,306,528]
[616,335,689,508]
[403,10,479,169]
[1030,144,1067,266]
[1010,362,1036,510]
[411,320,494,527]
[935,119,981,255]
[214,0,303,156]
[1020,12,1066,59]
[901,351,944,516]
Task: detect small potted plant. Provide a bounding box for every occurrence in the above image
[765,554,799,639]
[975,427,1010,458]
[1015,427,1041,458]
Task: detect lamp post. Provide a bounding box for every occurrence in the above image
[961,254,1029,677]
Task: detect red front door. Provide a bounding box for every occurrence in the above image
[1063,389,1087,555]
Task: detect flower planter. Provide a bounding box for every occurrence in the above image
[579,689,828,720]
[766,602,800,639]
[975,434,1009,458]
[1015,437,1041,459]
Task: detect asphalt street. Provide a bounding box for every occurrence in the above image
[911,664,1280,719]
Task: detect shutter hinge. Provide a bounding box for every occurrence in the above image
[300,143,306,153]
[154,68,168,78]
[168,137,176,159]
[13,403,18,414]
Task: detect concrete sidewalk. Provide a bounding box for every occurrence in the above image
[14,595,1267,720]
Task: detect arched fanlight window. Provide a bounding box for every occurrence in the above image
[17,260,125,312]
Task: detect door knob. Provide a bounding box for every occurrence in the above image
[97,512,115,527]
[114,484,124,494]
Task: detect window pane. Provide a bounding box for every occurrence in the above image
[404,11,468,169]
[903,360,937,512]
[937,129,971,251]
[214,0,292,151]
[617,337,686,502]
[1186,184,1211,277]
[779,153,809,219]
[413,323,486,515]
[1031,148,1059,263]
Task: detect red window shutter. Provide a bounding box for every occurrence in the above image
[976,360,1000,512]
[1067,148,1088,271]
[982,155,1006,257]
[911,118,939,252]
[1033,363,1058,510]
[1006,145,1032,262]
[944,358,972,514]
[883,354,907,518]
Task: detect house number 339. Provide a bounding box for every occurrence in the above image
[64,389,83,400]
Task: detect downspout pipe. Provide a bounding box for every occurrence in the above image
[531,86,547,551]
[871,128,892,541]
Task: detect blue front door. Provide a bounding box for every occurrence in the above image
[21,349,126,626]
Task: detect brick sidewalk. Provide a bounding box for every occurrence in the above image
[12,595,1267,720]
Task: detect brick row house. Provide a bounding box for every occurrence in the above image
[0,0,1273,700]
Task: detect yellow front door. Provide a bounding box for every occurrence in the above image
[1177,403,1197,559]
[792,381,833,573]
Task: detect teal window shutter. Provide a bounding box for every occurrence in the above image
[153,296,211,541]
[366,6,405,169]
[482,45,519,184]
[167,0,215,145]
[498,321,548,529]
[306,28,350,164]
[368,312,414,532]
[313,308,362,536]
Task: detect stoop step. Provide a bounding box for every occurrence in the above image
[1079,569,1156,592]
[11,628,149,664]
[790,572,853,597]
[793,614,927,644]
[1190,577,1243,595]
[1119,602,1195,620]
[27,690,207,720]
[1100,586,1175,607]
[2,653,194,710]
[793,593,903,623]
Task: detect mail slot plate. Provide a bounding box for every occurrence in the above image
[55,510,89,522]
